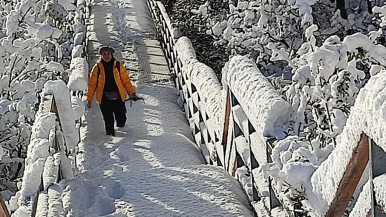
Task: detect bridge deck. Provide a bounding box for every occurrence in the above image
[61,0,254,216]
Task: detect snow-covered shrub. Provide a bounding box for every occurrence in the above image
[265,136,333,213]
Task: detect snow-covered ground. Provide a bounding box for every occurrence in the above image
[60,0,255,216]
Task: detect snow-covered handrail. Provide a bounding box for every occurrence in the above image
[148,2,292,215]
[222,56,291,214]
[147,1,226,165]
[68,0,89,91]
[8,0,90,212]
[11,81,78,216]
[67,0,89,130]
[174,37,292,213]
[174,37,225,164]
[146,0,179,81]
[309,70,386,216]
[147,2,386,216]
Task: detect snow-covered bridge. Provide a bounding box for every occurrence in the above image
[61,0,256,216]
[6,0,256,216]
[3,0,386,216]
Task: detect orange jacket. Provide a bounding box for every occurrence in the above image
[87,59,136,104]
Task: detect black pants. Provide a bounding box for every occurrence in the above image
[100,95,127,135]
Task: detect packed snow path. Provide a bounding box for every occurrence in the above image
[61,0,255,216]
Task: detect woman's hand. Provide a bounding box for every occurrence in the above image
[131,94,142,101]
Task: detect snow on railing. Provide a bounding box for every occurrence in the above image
[175,39,291,215]
[67,0,89,129]
[146,0,179,83]
[309,70,386,216]
[6,0,90,215]
[146,1,291,215]
[147,0,226,165]
[147,1,386,216]
[10,81,78,216]
[351,173,386,216]
[222,56,292,215]
[174,38,225,164]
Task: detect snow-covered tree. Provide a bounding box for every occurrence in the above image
[265,8,386,213]
[0,0,82,195]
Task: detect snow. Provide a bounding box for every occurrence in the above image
[60,83,254,216]
[42,80,79,152]
[68,57,88,91]
[71,44,84,58]
[58,0,76,11]
[343,33,386,66]
[19,158,46,202]
[16,102,56,207]
[349,173,386,216]
[309,70,386,215]
[223,55,291,139]
[42,61,65,73]
[6,0,256,216]
[36,24,57,40]
[5,0,386,216]
[374,175,386,214]
[5,10,19,36]
[191,2,209,17]
[175,37,225,138]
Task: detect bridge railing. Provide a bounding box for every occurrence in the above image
[309,70,386,216]
[146,1,291,214]
[306,133,386,216]
[68,0,90,130]
[6,0,90,215]
[220,56,291,215]
[146,1,386,216]
[146,0,179,86]
[11,87,79,216]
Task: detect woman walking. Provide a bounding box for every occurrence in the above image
[87,46,141,136]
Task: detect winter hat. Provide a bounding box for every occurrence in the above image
[99,46,115,55]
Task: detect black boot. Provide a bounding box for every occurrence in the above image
[106,130,115,136]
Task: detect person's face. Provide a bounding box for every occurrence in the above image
[102,51,112,62]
